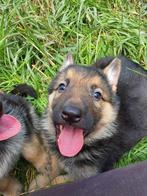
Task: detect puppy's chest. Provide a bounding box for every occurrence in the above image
[58,149,101,172]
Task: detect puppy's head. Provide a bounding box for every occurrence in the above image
[48,54,121,157]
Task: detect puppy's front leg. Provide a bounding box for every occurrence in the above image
[0,177,22,196]
[22,134,50,175]
[22,134,60,191]
[28,154,60,191]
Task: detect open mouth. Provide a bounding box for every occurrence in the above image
[56,124,84,157]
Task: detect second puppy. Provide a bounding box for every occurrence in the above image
[0,84,50,196]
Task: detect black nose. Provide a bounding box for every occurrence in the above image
[61,106,81,123]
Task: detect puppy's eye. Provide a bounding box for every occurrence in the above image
[93,89,102,100]
[58,83,66,92]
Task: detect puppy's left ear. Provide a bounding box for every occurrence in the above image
[103,58,121,92]
[60,53,74,71]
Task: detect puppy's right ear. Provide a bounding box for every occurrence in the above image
[0,102,3,118]
[60,53,74,71]
[103,58,121,92]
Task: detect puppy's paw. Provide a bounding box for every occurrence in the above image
[51,175,71,186]
[0,177,22,196]
[11,181,22,196]
[28,174,51,192]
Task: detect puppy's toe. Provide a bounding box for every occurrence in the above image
[51,175,71,186]
[13,182,22,196]
[28,174,51,192]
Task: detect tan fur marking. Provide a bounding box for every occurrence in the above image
[50,154,60,179]
[89,76,101,86]
[22,134,50,174]
[100,102,117,125]
[86,102,117,143]
[48,92,56,112]
[66,68,76,79]
[66,68,89,85]
[0,177,22,196]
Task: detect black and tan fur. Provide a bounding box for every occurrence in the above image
[40,54,147,185]
[0,85,49,196]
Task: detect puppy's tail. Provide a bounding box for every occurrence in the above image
[10,84,37,99]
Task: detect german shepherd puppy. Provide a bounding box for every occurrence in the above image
[41,54,147,184]
[0,85,49,196]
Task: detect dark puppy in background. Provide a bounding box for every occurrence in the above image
[40,54,147,185]
[0,85,49,196]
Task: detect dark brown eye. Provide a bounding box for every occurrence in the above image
[58,79,70,93]
[93,89,102,100]
[58,83,66,93]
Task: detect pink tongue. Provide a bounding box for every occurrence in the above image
[57,125,84,157]
[0,114,21,141]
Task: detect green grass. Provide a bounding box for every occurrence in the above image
[0,0,147,193]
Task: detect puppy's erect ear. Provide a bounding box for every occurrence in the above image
[103,58,121,92]
[60,53,74,71]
